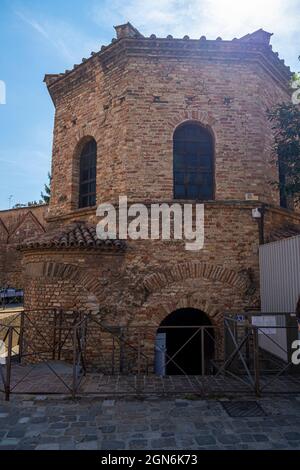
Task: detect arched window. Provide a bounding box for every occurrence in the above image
[173,122,214,200]
[78,139,97,208]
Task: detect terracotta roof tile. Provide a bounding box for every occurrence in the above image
[268,227,300,243]
[18,222,125,251]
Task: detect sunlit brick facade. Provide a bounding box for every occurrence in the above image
[3,23,300,370]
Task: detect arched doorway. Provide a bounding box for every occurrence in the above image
[155,308,215,375]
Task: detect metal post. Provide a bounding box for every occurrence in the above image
[18,311,25,364]
[112,336,115,375]
[201,328,205,375]
[223,319,229,375]
[72,326,77,399]
[58,309,63,360]
[5,327,13,401]
[81,321,87,376]
[233,320,237,344]
[52,309,57,360]
[137,330,141,376]
[119,327,124,374]
[245,324,250,369]
[253,327,260,397]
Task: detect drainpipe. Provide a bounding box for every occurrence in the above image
[252,204,265,245]
[258,205,265,245]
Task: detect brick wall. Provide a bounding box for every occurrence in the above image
[45,31,291,221]
[0,205,47,288]
[20,202,270,367]
[6,27,300,371]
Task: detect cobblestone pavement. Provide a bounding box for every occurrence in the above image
[0,395,300,450]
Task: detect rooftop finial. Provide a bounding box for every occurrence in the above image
[239,29,273,45]
[114,22,144,39]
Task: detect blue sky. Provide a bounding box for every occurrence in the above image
[0,0,299,210]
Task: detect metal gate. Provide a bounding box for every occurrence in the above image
[219,312,300,395]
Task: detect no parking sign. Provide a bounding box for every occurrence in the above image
[236,314,245,322]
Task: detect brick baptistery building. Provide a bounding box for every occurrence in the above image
[6,23,300,373]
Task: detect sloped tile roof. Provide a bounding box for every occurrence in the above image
[18,222,125,251]
[268,227,300,243]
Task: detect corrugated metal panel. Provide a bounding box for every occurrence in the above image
[259,234,300,313]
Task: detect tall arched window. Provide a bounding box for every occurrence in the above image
[78,139,97,208]
[173,122,214,200]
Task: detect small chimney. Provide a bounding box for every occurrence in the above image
[114,22,144,40]
[239,29,273,45]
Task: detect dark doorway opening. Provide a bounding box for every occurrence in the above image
[157,308,215,375]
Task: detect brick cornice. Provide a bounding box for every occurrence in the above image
[263,204,300,221]
[45,35,291,102]
[45,206,96,223]
[44,200,269,223]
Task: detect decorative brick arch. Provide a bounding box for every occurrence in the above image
[25,261,104,302]
[167,110,217,137]
[75,124,99,143]
[140,292,221,329]
[142,261,249,295]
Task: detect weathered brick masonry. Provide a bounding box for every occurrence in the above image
[3,23,300,370]
[0,205,47,288]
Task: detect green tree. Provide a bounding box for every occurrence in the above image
[267,64,300,206]
[41,172,51,204]
[13,200,44,209]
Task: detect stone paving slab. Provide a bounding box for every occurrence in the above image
[0,394,299,450]
[2,363,300,396]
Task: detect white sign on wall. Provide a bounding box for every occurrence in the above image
[252,316,276,335]
[0,340,6,364]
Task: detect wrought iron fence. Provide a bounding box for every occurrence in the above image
[0,310,219,399]
[1,309,299,400]
[0,309,88,400]
[218,312,300,396]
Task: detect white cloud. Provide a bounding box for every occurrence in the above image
[14,1,300,70]
[16,11,50,39]
[91,0,300,70]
